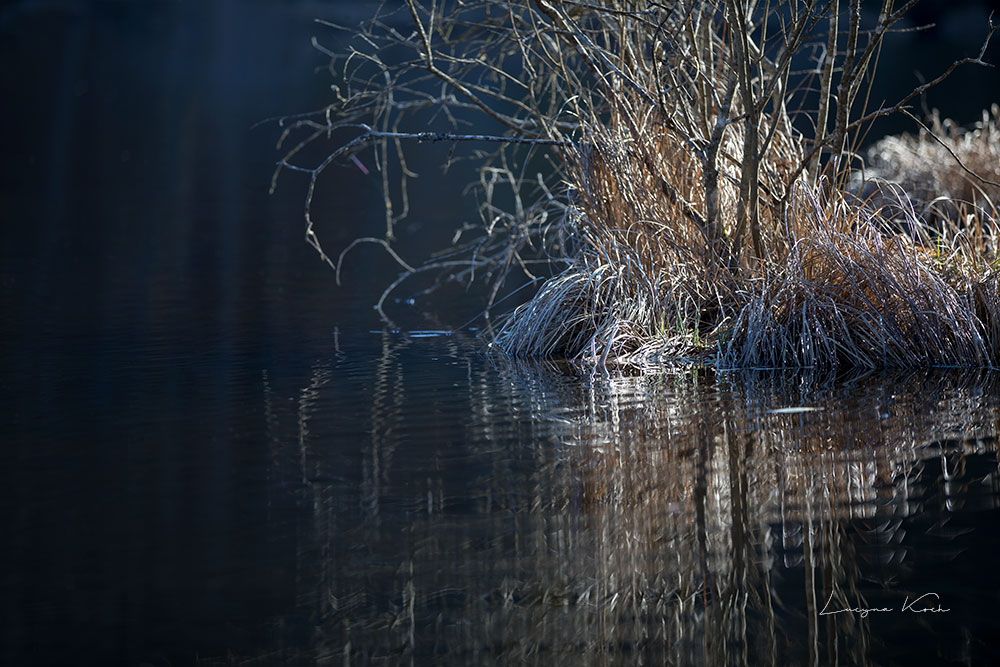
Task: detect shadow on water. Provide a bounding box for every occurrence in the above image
[244,332,1000,666]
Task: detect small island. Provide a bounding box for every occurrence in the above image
[279,0,1000,370]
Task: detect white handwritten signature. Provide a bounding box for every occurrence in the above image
[819,592,950,618]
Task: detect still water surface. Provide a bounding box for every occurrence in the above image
[254,331,1000,665]
[10,319,1000,665]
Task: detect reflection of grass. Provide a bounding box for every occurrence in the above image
[283,1,1000,369]
[245,344,1000,665]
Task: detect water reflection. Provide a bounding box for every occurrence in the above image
[262,335,1000,665]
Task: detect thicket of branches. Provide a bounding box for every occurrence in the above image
[276,0,999,369]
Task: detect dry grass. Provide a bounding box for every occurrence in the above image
[284,0,1000,369]
[863,105,1000,224]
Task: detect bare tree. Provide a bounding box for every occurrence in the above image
[276,1,999,369]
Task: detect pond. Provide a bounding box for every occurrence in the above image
[4,2,1000,665]
[8,312,1000,664]
[253,333,1000,665]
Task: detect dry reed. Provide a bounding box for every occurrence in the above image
[281,0,1000,369]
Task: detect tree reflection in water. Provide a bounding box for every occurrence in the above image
[259,333,1000,665]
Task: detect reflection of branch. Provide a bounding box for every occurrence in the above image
[289,339,1000,662]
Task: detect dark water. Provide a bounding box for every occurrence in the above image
[4,1,1000,665]
[10,325,1000,665]
[271,339,1000,666]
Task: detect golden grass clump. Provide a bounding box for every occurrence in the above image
[283,0,1000,369]
[864,105,1000,223]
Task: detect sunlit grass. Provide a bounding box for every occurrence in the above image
[284,0,999,369]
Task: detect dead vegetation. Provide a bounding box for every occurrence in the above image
[277,0,1000,369]
[862,104,1000,224]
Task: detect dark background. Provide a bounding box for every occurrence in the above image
[1,0,999,664]
[0,2,388,664]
